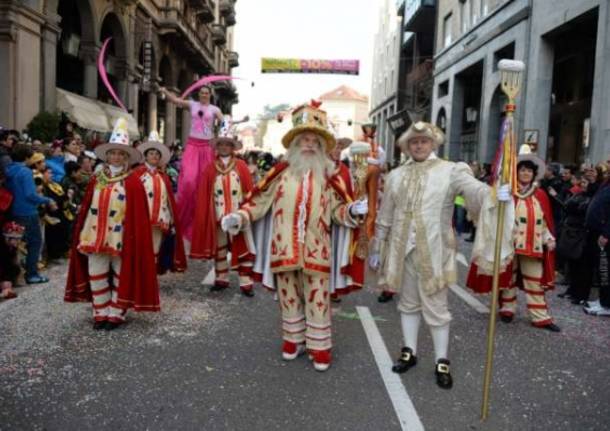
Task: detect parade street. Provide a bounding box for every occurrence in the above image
[1,238,608,431]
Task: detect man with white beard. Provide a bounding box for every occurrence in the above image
[221,101,367,372]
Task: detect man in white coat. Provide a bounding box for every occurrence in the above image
[369,121,513,389]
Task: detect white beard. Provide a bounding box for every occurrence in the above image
[285,145,332,182]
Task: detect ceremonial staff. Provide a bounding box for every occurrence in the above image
[349,141,372,259]
[481,59,525,421]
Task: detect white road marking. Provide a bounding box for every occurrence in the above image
[449,285,490,314]
[356,306,425,431]
[456,252,468,267]
[201,267,216,285]
[453,252,490,314]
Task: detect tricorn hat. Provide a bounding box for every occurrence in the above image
[399,121,445,149]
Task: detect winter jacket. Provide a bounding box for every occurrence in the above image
[5,162,52,217]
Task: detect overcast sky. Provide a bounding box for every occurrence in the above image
[232,0,381,119]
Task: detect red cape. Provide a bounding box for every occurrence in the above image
[467,188,556,293]
[334,162,364,290]
[190,157,254,266]
[64,172,161,311]
[133,165,187,274]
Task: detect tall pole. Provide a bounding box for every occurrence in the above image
[481,59,525,421]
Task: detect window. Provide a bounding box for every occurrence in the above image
[443,13,453,48]
[460,0,470,33]
[438,80,449,97]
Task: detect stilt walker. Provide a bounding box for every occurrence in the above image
[65,118,160,330]
[135,131,186,273]
[190,119,256,297]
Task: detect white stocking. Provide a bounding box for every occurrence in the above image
[430,323,450,361]
[400,312,421,355]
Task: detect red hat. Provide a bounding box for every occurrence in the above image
[3,221,25,239]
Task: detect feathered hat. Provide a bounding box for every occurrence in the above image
[138,131,171,166]
[281,100,336,151]
[399,121,445,149]
[94,118,142,164]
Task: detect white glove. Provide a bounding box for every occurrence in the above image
[367,157,381,166]
[497,184,512,202]
[221,213,242,234]
[350,199,369,217]
[368,253,381,270]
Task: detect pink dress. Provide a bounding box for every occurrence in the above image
[177,101,221,240]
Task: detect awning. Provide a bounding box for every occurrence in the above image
[56,89,140,138]
[102,104,139,139]
[56,89,109,133]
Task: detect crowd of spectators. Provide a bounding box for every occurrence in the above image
[0,124,281,302]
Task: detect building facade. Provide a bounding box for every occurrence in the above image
[369,0,402,163]
[432,0,610,165]
[0,0,240,145]
[319,85,369,141]
[392,0,436,157]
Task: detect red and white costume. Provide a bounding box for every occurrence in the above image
[190,155,255,292]
[65,119,160,325]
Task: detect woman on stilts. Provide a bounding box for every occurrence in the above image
[159,85,224,242]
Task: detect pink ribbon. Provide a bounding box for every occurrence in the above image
[98,38,127,112]
[180,75,240,99]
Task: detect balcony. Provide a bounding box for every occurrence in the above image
[406,59,433,84]
[158,1,215,69]
[187,0,215,23]
[227,51,239,68]
[211,23,226,46]
[404,0,436,33]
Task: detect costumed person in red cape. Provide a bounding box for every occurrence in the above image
[467,144,560,332]
[221,101,367,372]
[327,138,359,303]
[190,119,256,297]
[135,131,186,274]
[64,118,160,331]
[361,122,395,304]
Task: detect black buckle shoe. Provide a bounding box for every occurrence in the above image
[392,347,417,373]
[93,321,106,331]
[378,291,394,303]
[435,359,453,389]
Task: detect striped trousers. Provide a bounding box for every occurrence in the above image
[88,254,127,323]
[214,227,253,290]
[276,270,331,351]
[500,254,553,326]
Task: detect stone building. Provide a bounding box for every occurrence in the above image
[432,0,610,165]
[369,0,401,163]
[319,85,369,141]
[0,0,240,145]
